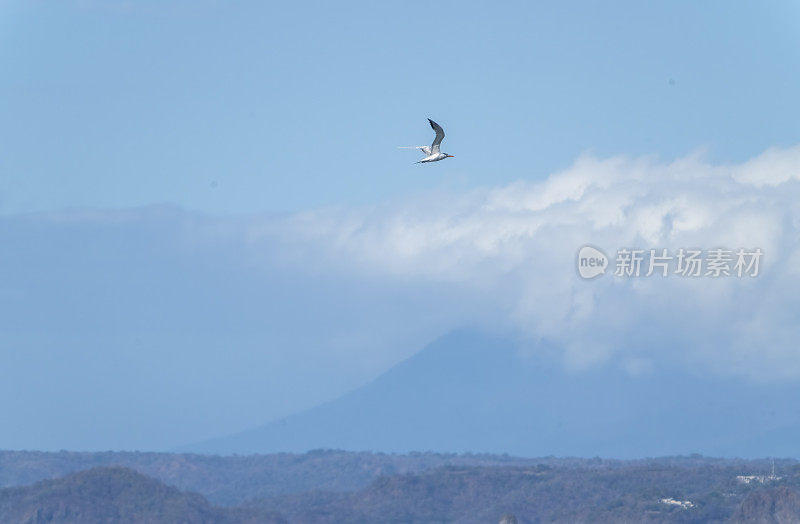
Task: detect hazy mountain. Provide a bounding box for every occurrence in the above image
[0,466,283,524]
[247,463,800,523]
[0,208,455,451]
[0,449,545,506]
[4,454,800,523]
[185,329,800,458]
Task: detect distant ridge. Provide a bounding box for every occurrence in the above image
[4,457,800,522]
[0,467,252,523]
[183,329,800,458]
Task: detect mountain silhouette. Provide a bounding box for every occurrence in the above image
[0,467,276,523]
[186,329,800,458]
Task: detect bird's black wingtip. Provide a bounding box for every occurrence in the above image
[428,118,436,128]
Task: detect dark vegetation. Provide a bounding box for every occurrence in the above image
[0,449,544,505]
[247,463,800,523]
[3,450,800,522]
[0,467,284,524]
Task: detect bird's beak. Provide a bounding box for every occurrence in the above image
[447,154,455,157]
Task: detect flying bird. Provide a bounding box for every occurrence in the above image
[400,119,455,163]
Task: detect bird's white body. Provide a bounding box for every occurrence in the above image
[401,119,454,163]
[418,151,449,163]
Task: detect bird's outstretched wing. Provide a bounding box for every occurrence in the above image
[428,118,445,154]
[398,145,433,156]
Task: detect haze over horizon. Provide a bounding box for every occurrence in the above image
[2,1,800,455]
[4,144,800,453]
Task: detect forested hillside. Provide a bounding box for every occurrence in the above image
[3,451,800,522]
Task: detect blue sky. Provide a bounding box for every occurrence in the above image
[3,1,800,452]
[2,1,799,214]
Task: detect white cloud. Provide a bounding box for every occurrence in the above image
[5,146,800,449]
[733,144,800,187]
[256,146,800,380]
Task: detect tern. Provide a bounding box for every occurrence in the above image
[401,119,455,163]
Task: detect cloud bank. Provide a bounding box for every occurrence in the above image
[260,145,800,380]
[4,145,800,450]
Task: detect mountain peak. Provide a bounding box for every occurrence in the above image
[186,330,800,458]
